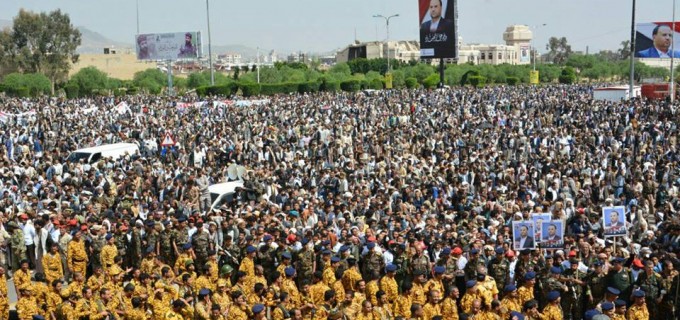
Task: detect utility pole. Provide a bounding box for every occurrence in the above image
[206,0,214,85]
[629,0,637,99]
[373,14,399,72]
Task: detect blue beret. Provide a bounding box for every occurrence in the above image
[198,288,210,296]
[550,266,562,274]
[441,247,451,255]
[386,264,397,272]
[495,247,505,254]
[613,257,625,264]
[434,266,445,274]
[182,243,192,250]
[504,284,517,292]
[331,256,341,263]
[32,316,46,320]
[525,271,536,280]
[633,290,645,298]
[321,240,330,246]
[252,304,265,314]
[601,301,614,311]
[105,234,113,241]
[145,246,154,254]
[470,248,479,254]
[145,220,155,227]
[288,210,299,217]
[246,245,257,253]
[607,287,621,295]
[178,216,187,223]
[301,238,310,245]
[593,261,603,267]
[547,290,560,301]
[162,220,170,226]
[367,242,375,250]
[615,299,626,307]
[510,311,524,320]
[263,235,272,241]
[339,245,350,252]
[322,249,331,255]
[282,252,292,260]
[584,309,601,320]
[284,267,296,277]
[466,280,477,288]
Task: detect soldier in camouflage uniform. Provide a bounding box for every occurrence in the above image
[222,235,240,269]
[488,247,510,298]
[464,248,484,282]
[295,238,315,288]
[130,221,143,269]
[585,261,607,310]
[542,266,567,309]
[659,260,679,320]
[191,222,211,274]
[257,235,276,276]
[114,225,129,268]
[172,217,190,259]
[144,220,159,256]
[435,247,455,293]
[392,244,409,290]
[635,260,663,319]
[410,246,430,280]
[8,222,26,272]
[336,245,351,277]
[89,227,106,274]
[514,250,537,286]
[159,221,174,265]
[362,242,385,281]
[562,258,586,320]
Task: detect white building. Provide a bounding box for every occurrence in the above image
[457,25,533,65]
[218,53,242,65]
[335,40,420,64]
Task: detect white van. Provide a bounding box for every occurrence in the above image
[208,180,244,211]
[67,143,139,164]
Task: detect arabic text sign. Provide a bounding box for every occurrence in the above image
[136,32,202,61]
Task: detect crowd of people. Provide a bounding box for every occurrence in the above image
[0,85,676,320]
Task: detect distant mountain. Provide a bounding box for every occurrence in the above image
[76,27,132,54]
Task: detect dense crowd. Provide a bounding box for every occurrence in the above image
[0,85,676,320]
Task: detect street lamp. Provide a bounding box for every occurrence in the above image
[373,14,399,72]
[531,23,547,71]
[206,0,214,85]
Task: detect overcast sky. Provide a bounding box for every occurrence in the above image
[0,0,674,54]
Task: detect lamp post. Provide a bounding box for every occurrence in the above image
[206,0,214,85]
[671,0,676,102]
[373,14,399,72]
[136,0,140,35]
[531,23,547,71]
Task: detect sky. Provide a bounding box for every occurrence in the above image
[0,0,675,54]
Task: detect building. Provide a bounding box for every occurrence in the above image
[217,53,242,65]
[335,40,420,64]
[457,25,533,65]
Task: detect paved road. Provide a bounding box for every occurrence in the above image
[8,277,16,309]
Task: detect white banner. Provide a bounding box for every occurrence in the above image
[136,32,202,61]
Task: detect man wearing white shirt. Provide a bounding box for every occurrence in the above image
[19,214,36,269]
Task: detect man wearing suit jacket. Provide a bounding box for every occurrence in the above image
[420,0,454,35]
[637,25,680,58]
[516,225,534,249]
[420,0,455,58]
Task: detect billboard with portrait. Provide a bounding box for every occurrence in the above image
[635,23,680,58]
[418,0,458,59]
[531,213,551,242]
[512,221,536,250]
[540,220,564,249]
[603,206,627,237]
[136,32,202,61]
[520,44,531,63]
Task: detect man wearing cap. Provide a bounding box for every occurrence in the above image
[635,259,662,319]
[158,221,174,266]
[100,233,117,273]
[240,245,257,283]
[283,267,302,307]
[295,238,315,288]
[195,288,212,320]
[562,257,586,320]
[628,290,649,320]
[410,245,431,280]
[596,287,620,312]
[542,291,563,320]
[441,286,459,319]
[605,257,633,302]
[363,241,385,280]
[500,284,522,320]
[191,221,211,274]
[461,280,483,313]
[9,221,26,272]
[464,248,484,282]
[278,252,293,278]
[518,271,537,307]
[489,247,510,297]
[586,261,607,309]
[114,225,128,268]
[613,299,627,320]
[426,266,446,295]
[258,234,276,276]
[67,229,88,279]
[380,264,399,303]
[601,301,616,318]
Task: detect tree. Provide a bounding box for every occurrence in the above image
[1,72,51,96]
[133,68,167,94]
[618,40,631,60]
[546,37,572,65]
[69,66,109,96]
[0,9,81,93]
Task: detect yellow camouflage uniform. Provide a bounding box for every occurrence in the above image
[74,298,94,319]
[423,302,442,319]
[124,306,147,320]
[67,239,88,275]
[207,260,219,283]
[342,268,362,291]
[14,269,31,293]
[333,279,346,305]
[500,296,522,319]
[87,273,107,294]
[194,274,214,292]
[518,285,534,307]
[283,278,302,308]
[380,275,398,303]
[461,292,484,314]
[100,243,118,272]
[542,303,563,320]
[141,256,156,275]
[441,296,459,320]
[366,280,380,306]
[424,278,444,296]
[239,256,255,278]
[309,282,330,305]
[322,265,336,286]
[393,293,412,318]
[43,252,63,284]
[46,290,63,317]
[356,310,381,320]
[0,273,8,319]
[227,304,248,320]
[17,295,42,320]
[411,282,427,305]
[174,253,192,274]
[627,303,649,320]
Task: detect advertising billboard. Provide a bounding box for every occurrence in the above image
[418,0,457,59]
[635,22,680,58]
[136,32,202,61]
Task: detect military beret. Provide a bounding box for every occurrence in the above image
[614,299,626,307]
[182,243,191,250]
[524,271,536,280]
[367,242,375,250]
[434,266,445,274]
[466,280,477,288]
[178,216,187,223]
[601,301,614,311]
[322,249,331,255]
[607,287,620,295]
[510,311,524,320]
[145,220,155,227]
[105,234,113,241]
[321,240,331,246]
[162,220,170,226]
[504,284,517,292]
[633,290,645,298]
[593,261,603,267]
[301,238,310,245]
[145,246,154,254]
[198,288,210,296]
[495,247,505,254]
[282,252,292,260]
[263,235,273,241]
[386,264,397,272]
[441,247,451,255]
[339,245,350,252]
[550,266,562,274]
[547,291,560,301]
[612,257,625,264]
[33,316,46,320]
[246,245,257,253]
[584,309,601,320]
[284,267,296,277]
[470,248,479,254]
